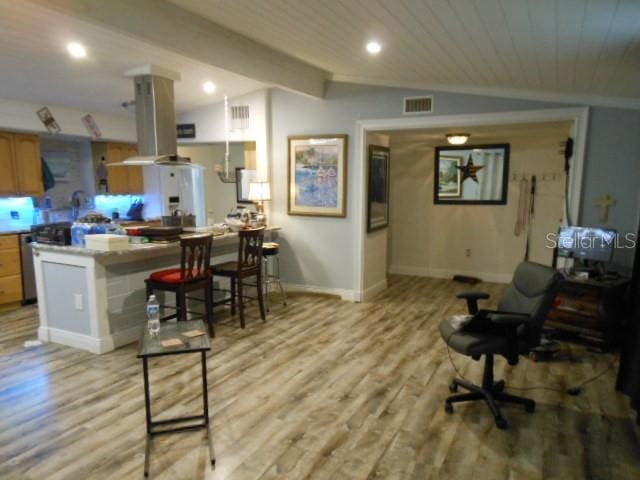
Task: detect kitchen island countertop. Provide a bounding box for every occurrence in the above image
[33,226,281,354]
[31,226,280,257]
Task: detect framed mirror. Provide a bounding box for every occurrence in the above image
[434,143,510,205]
[236,167,259,203]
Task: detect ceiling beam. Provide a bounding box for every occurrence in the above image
[30,0,328,98]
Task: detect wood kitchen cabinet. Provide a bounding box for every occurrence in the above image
[0,234,23,308]
[92,142,144,195]
[0,131,44,196]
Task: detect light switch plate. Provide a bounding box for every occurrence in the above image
[74,294,83,311]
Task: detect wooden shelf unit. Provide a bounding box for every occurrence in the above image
[545,276,630,349]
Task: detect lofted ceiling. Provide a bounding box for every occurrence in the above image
[0,1,265,116]
[170,0,640,105]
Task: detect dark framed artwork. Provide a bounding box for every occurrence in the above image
[287,134,348,217]
[434,143,510,205]
[235,167,259,203]
[367,145,390,232]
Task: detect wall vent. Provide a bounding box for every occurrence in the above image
[230,104,250,130]
[403,96,433,115]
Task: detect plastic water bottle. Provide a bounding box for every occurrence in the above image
[146,295,160,336]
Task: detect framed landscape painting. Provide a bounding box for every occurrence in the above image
[367,145,390,232]
[438,155,462,197]
[288,134,348,217]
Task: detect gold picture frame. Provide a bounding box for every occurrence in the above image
[287,134,348,217]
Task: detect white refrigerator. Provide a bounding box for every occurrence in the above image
[142,165,206,226]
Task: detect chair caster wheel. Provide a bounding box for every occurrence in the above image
[525,401,536,413]
[445,403,453,414]
[449,382,458,393]
[495,417,508,430]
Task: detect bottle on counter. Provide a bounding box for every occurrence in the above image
[146,295,160,336]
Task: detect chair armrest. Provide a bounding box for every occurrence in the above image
[455,292,490,300]
[487,312,530,326]
[487,312,530,365]
[456,291,490,314]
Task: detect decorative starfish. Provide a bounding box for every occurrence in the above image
[455,155,484,183]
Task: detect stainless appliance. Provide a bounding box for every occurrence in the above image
[115,68,193,167]
[31,222,72,245]
[19,233,37,303]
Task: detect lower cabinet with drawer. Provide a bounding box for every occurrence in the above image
[0,234,23,308]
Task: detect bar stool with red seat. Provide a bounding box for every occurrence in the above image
[211,227,266,328]
[145,234,215,337]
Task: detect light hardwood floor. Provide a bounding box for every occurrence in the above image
[0,275,639,480]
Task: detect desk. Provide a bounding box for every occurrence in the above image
[137,319,215,477]
[545,276,630,350]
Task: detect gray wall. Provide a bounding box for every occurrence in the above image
[580,107,640,273]
[270,82,640,293]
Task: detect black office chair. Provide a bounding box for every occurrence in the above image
[440,261,563,429]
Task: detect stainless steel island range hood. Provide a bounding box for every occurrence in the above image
[117,66,196,167]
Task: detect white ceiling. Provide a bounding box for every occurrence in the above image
[170,0,640,104]
[0,1,265,115]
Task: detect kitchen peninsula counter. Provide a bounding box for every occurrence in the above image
[32,227,280,353]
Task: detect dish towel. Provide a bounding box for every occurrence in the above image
[41,157,56,191]
[514,177,529,236]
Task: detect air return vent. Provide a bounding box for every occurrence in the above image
[230,105,250,130]
[403,96,433,115]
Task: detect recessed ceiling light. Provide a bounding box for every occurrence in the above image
[366,41,382,55]
[66,42,87,59]
[446,133,470,145]
[203,81,216,94]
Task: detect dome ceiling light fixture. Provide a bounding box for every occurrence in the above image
[66,41,87,59]
[446,133,470,145]
[366,41,382,54]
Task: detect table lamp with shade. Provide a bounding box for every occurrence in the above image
[248,181,271,225]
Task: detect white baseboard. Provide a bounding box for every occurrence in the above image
[283,282,358,302]
[361,278,388,301]
[38,326,106,354]
[110,322,145,349]
[38,324,145,354]
[388,265,511,284]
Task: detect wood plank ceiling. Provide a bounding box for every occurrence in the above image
[170,0,640,103]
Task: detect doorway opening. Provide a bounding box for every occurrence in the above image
[356,108,589,300]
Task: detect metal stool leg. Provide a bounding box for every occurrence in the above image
[263,257,272,312]
[274,255,287,306]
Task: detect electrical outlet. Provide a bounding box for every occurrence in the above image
[74,294,84,311]
[465,249,471,257]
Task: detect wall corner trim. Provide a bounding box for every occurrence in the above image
[361,278,388,302]
[282,282,358,302]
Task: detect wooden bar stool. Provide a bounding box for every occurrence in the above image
[145,234,214,337]
[212,228,266,328]
[262,242,287,311]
